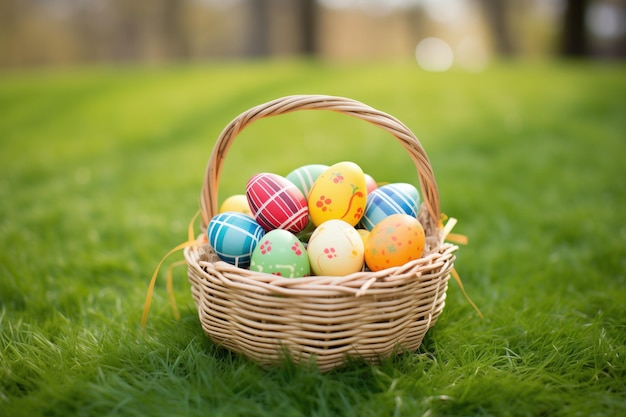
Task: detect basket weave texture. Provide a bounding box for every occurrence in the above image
[184,95,457,372]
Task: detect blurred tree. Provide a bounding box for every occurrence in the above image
[108,0,148,62]
[0,0,20,67]
[245,0,318,57]
[247,0,271,56]
[561,0,589,56]
[480,0,515,56]
[162,0,191,60]
[298,0,318,56]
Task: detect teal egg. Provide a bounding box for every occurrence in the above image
[286,164,328,198]
[207,211,265,268]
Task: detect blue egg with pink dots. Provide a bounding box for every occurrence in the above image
[361,183,421,230]
[207,211,265,268]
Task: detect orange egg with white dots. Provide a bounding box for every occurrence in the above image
[364,213,425,272]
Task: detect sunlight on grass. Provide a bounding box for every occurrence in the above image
[1,60,625,417]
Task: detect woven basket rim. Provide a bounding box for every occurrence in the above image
[186,240,457,295]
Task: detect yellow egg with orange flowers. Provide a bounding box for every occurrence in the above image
[307,161,367,227]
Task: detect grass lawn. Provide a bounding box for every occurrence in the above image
[1,59,625,416]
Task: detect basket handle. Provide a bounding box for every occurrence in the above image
[200,94,440,231]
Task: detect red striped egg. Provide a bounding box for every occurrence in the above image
[246,173,309,234]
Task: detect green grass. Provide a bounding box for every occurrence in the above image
[1,59,625,416]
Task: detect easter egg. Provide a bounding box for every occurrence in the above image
[364,173,378,195]
[307,161,367,227]
[307,219,364,276]
[250,229,310,278]
[356,228,370,248]
[361,183,421,230]
[219,194,252,216]
[286,164,328,198]
[207,211,265,268]
[364,214,425,272]
[246,173,309,234]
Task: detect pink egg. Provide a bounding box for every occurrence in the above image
[364,173,378,195]
[246,173,309,234]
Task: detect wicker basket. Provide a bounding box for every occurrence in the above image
[184,95,457,372]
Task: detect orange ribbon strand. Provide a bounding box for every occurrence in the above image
[141,210,201,328]
[451,267,484,319]
[441,215,483,319]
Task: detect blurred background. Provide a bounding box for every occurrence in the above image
[1,0,624,70]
